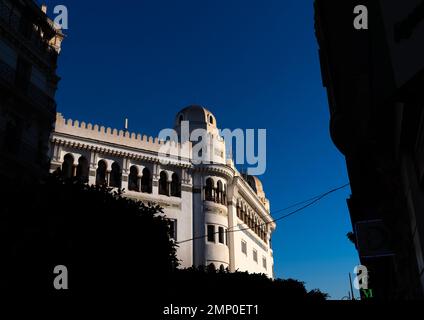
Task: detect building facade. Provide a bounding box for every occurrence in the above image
[315,0,424,299]
[0,0,63,184]
[49,105,276,277]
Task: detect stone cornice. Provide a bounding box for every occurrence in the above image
[51,135,192,168]
[191,163,235,181]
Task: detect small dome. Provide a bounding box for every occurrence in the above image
[242,174,265,198]
[175,105,217,128]
[243,174,269,209]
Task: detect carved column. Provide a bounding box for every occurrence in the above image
[106,170,111,186]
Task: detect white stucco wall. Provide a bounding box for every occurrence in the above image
[50,109,276,278]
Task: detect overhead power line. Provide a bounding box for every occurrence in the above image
[176,182,350,245]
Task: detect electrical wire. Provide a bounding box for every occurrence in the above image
[176,182,350,245]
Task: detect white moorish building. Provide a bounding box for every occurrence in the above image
[49,105,276,277]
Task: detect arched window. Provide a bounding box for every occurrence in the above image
[159,171,169,196]
[209,115,214,124]
[205,178,214,201]
[207,263,216,273]
[109,162,121,188]
[96,160,107,185]
[140,167,152,193]
[76,156,89,183]
[128,165,139,191]
[218,226,224,244]
[222,184,227,205]
[179,114,184,124]
[62,153,74,179]
[216,180,223,204]
[171,173,181,197]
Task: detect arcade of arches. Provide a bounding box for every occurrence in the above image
[59,153,181,197]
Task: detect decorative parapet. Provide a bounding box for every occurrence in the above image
[54,113,192,156]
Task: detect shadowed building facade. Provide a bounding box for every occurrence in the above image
[0,0,63,184]
[315,0,424,299]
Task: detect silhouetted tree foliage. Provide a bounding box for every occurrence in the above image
[1,175,177,296]
[165,266,329,302]
[347,231,356,245]
[1,175,328,302]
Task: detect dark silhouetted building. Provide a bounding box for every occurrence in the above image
[0,0,63,184]
[315,0,424,299]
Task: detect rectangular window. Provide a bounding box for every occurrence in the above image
[225,229,229,246]
[207,225,215,242]
[17,10,30,38]
[3,117,22,155]
[0,39,17,68]
[168,219,177,241]
[30,66,48,93]
[0,0,13,22]
[241,240,247,255]
[218,226,224,244]
[1,1,21,32]
[253,249,258,263]
[262,257,267,270]
[10,7,21,32]
[15,57,31,90]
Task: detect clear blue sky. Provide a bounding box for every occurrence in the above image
[43,0,360,299]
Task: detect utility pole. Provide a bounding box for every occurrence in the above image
[348,272,355,300]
